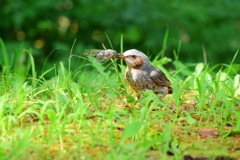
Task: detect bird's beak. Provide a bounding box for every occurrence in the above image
[116,54,126,59]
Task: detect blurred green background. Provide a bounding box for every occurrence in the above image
[1,0,240,74]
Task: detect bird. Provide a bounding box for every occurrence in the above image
[117,49,172,97]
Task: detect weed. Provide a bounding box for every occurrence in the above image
[0,39,239,159]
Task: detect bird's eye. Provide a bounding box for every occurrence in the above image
[131,55,136,58]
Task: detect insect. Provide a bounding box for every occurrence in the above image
[84,49,118,62]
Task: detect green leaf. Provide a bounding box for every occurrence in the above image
[184,111,197,125]
[121,121,142,143]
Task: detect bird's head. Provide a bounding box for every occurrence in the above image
[117,49,149,69]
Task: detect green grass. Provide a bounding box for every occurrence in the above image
[0,39,240,160]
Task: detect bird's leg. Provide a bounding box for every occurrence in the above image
[135,93,141,101]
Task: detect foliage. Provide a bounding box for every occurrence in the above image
[1,0,240,74]
[0,39,239,159]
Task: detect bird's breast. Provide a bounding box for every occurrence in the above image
[126,68,145,82]
[125,68,153,91]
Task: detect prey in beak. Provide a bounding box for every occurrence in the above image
[116,54,126,59]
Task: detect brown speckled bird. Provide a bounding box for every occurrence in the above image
[117,49,172,96]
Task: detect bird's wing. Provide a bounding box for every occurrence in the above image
[150,68,172,94]
[150,69,171,87]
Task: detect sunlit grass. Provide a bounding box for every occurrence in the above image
[0,38,239,159]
